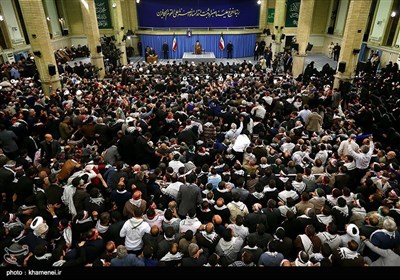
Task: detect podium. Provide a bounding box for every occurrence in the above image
[146,55,158,64]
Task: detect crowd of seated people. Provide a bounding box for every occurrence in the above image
[54,45,90,64]
[0,53,399,270]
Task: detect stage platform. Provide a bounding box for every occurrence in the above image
[182,52,216,63]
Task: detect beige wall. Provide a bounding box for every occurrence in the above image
[51,36,71,50]
[311,0,330,34]
[64,0,84,36]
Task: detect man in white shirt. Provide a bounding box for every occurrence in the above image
[347,135,374,181]
[232,130,251,163]
[168,153,185,173]
[120,207,151,254]
[338,134,359,159]
[225,117,244,143]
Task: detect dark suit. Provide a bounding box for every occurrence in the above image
[134,135,156,167]
[227,42,233,59]
[177,183,202,217]
[40,140,61,161]
[162,43,169,59]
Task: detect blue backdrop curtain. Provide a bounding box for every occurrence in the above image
[139,34,256,59]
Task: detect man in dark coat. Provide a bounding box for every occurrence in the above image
[227,41,233,59]
[40,134,61,162]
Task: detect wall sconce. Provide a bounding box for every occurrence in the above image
[59,17,64,22]
[0,15,4,22]
[112,2,117,8]
[391,11,396,17]
[32,34,37,39]
[46,16,51,21]
[136,0,140,3]
[257,0,261,4]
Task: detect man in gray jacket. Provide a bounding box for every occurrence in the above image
[177,173,202,218]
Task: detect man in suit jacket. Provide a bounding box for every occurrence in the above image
[177,173,202,218]
[162,42,169,59]
[227,41,233,59]
[40,134,61,162]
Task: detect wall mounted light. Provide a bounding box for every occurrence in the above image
[46,16,51,21]
[257,0,261,5]
[112,2,117,8]
[391,11,396,17]
[0,15,4,22]
[136,0,140,3]
[32,34,37,38]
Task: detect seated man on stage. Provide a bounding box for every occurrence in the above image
[195,40,202,55]
[146,47,158,64]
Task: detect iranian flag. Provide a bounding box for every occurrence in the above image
[219,34,225,50]
[172,35,177,52]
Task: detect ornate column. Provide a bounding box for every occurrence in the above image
[271,0,286,57]
[292,0,315,77]
[333,0,372,89]
[19,0,61,96]
[111,0,127,65]
[80,0,106,80]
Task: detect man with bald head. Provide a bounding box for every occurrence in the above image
[244,203,266,233]
[40,133,61,162]
[196,222,220,253]
[143,225,162,255]
[212,198,230,225]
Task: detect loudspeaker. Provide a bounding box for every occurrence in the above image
[338,61,346,73]
[280,34,285,40]
[263,28,271,36]
[306,43,313,51]
[48,64,56,76]
[96,45,102,53]
[62,29,69,36]
[292,43,299,52]
[271,34,276,40]
[353,48,360,54]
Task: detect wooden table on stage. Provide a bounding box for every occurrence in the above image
[146,55,158,64]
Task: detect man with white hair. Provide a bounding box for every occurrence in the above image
[225,117,244,143]
[250,101,266,120]
[337,134,359,159]
[110,245,145,266]
[368,218,400,261]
